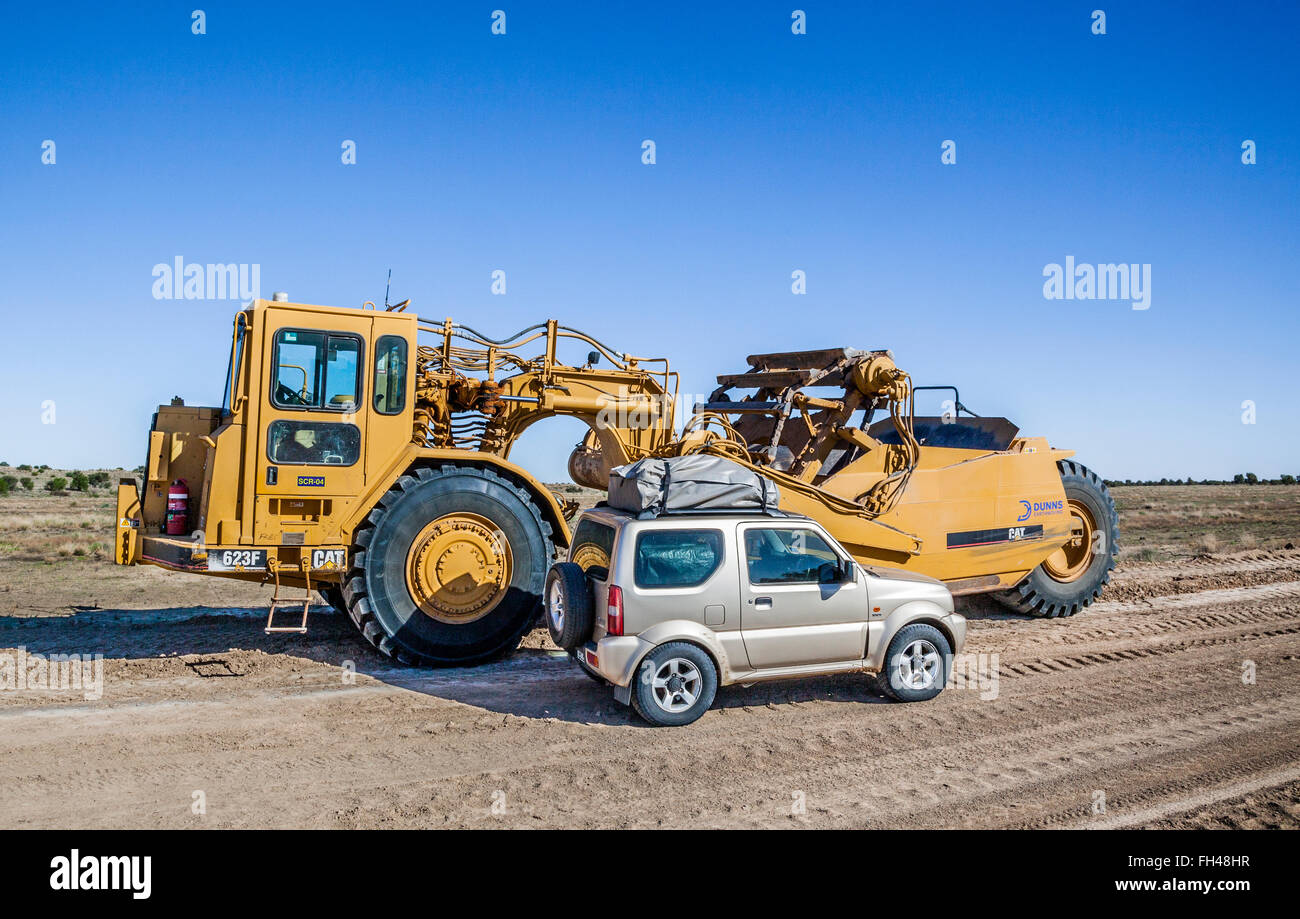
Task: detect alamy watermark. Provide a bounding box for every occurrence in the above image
[0,647,104,701]
[1043,256,1150,310]
[949,652,1000,700]
[594,388,712,432]
[152,257,261,302]
[50,850,150,899]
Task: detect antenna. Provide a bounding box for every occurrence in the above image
[384,269,392,309]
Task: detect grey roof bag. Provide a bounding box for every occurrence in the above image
[607,454,782,518]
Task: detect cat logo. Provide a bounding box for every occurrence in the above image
[1008,526,1028,541]
[310,548,346,570]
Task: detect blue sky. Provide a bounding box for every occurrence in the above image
[1,1,1296,480]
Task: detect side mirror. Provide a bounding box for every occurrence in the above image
[819,561,854,585]
[587,350,601,366]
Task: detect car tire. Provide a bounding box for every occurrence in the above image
[875,623,952,702]
[630,642,718,727]
[544,562,594,651]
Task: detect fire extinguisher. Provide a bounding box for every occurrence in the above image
[166,479,189,536]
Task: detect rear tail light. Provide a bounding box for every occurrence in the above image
[606,584,624,636]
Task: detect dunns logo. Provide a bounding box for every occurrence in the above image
[1018,499,1065,522]
[50,850,151,899]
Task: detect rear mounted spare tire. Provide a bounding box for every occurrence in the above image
[996,460,1119,618]
[545,562,595,650]
[341,465,554,666]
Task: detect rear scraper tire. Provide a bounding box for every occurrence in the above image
[995,460,1119,618]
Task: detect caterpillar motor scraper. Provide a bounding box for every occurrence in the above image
[115,297,1117,666]
[595,346,1120,617]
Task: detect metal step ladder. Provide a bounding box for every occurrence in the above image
[265,559,313,634]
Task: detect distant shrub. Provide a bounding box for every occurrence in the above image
[0,479,8,496]
[45,477,67,492]
[20,477,33,491]
[1282,475,1297,485]
[68,471,90,492]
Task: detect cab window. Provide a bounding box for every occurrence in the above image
[634,529,724,588]
[744,527,841,584]
[272,329,362,411]
[373,335,408,414]
[267,420,361,466]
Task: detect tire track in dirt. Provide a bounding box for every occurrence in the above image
[1136,778,1300,829]
[1106,550,1300,601]
[1091,579,1300,614]
[11,622,1291,828]
[1,559,1297,828]
[1084,765,1300,830]
[1116,549,1300,582]
[440,633,1299,828]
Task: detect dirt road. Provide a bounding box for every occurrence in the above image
[2,549,1298,829]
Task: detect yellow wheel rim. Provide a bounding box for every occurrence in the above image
[405,513,512,624]
[571,544,610,573]
[1042,499,1097,583]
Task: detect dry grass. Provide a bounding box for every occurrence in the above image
[1111,484,1300,561]
[1,466,1296,606]
[0,464,124,565]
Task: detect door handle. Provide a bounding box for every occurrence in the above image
[753,596,773,610]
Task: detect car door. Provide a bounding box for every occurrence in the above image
[737,522,869,669]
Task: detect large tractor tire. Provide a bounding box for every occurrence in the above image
[341,464,554,666]
[995,460,1119,618]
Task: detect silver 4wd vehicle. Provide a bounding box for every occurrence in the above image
[545,507,966,726]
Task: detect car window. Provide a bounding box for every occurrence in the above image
[744,527,840,584]
[571,517,615,580]
[634,529,724,588]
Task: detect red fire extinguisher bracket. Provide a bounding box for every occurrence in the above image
[165,478,189,536]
